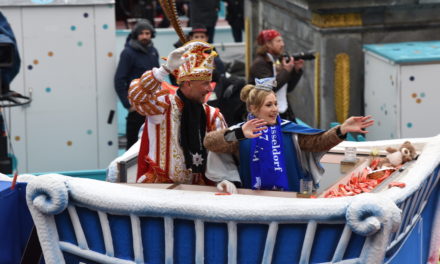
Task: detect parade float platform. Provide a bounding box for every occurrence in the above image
[2,135,439,264]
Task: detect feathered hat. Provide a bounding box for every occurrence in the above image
[157,0,217,84]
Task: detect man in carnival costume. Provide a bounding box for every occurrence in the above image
[127,41,227,185]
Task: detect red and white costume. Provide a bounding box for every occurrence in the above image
[128,41,227,184]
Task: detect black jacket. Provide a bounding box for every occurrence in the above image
[249,53,303,121]
[223,0,243,25]
[249,53,302,93]
[190,0,220,27]
[114,39,159,108]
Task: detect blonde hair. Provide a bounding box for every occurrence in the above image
[240,84,275,113]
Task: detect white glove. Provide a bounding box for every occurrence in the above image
[154,46,190,81]
[164,46,190,72]
[216,180,238,194]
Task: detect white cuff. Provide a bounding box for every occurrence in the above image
[152,66,169,82]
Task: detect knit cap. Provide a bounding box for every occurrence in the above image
[132,19,155,39]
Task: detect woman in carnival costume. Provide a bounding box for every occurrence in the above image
[204,77,374,193]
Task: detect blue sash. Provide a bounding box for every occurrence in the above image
[240,119,324,191]
[249,116,289,190]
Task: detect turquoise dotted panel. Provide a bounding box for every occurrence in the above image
[364,41,440,63]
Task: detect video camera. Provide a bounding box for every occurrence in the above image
[282,51,315,63]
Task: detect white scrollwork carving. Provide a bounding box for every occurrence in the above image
[346,193,401,236]
[26,174,69,215]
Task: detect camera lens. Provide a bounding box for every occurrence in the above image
[291,51,315,61]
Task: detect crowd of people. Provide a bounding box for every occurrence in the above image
[112,12,374,193]
[116,0,244,43]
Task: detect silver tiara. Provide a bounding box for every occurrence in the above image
[255,77,277,91]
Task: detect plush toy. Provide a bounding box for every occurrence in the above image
[380,141,417,168]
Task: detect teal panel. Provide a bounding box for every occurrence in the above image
[364,41,440,63]
[31,169,107,181]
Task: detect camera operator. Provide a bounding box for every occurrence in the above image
[249,29,304,122]
[0,11,20,97]
[0,11,23,175]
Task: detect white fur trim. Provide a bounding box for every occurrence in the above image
[152,67,168,82]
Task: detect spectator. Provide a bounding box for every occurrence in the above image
[223,0,244,42]
[249,29,304,122]
[210,60,247,126]
[114,19,159,149]
[189,0,220,43]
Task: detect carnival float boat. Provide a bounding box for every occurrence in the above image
[1,135,438,264]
